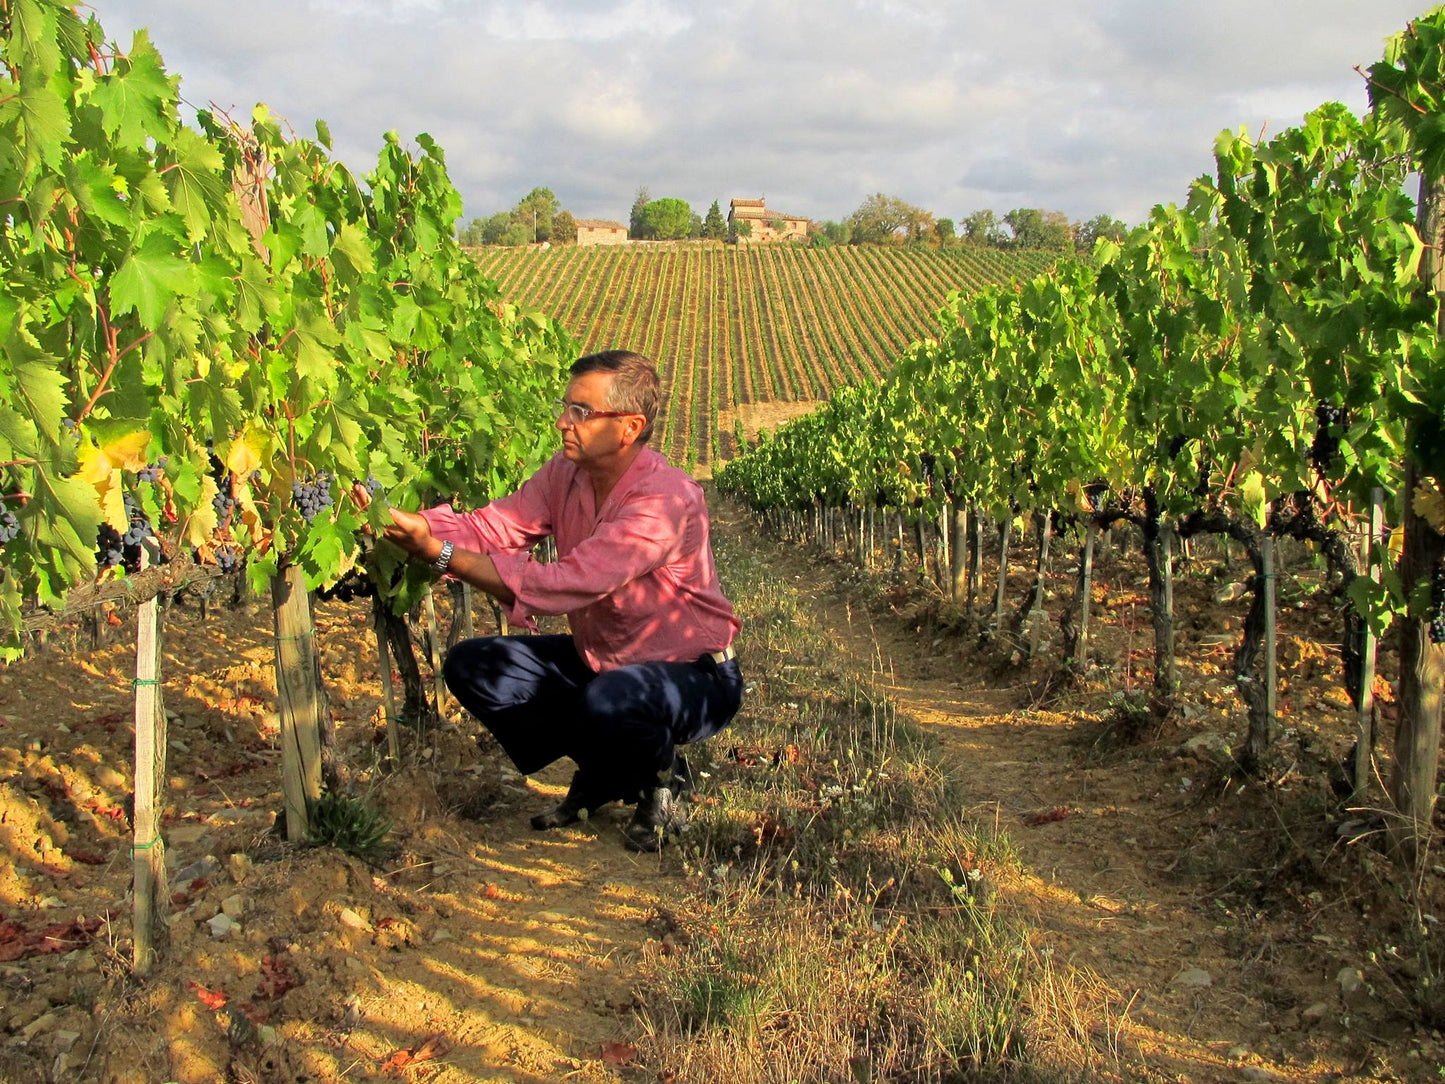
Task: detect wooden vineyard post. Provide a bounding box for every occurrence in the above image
[992,517,1012,633]
[461,582,476,640]
[914,514,928,583]
[372,592,400,763]
[893,510,905,577]
[131,547,168,975]
[272,564,326,842]
[1076,522,1097,672]
[423,587,447,717]
[856,506,867,567]
[950,503,968,601]
[1354,489,1384,797]
[1262,533,1277,739]
[938,505,950,592]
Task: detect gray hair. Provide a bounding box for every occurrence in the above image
[570,350,661,443]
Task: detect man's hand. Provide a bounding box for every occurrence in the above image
[349,482,436,559]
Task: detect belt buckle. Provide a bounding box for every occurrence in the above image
[709,645,735,664]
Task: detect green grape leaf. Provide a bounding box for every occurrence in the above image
[160,127,226,242]
[110,230,194,329]
[4,69,71,170]
[88,30,176,151]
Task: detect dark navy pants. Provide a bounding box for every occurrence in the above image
[442,635,744,804]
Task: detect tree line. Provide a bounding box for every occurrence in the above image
[458,185,1127,255]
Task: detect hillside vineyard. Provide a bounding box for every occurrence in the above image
[472,244,1054,470]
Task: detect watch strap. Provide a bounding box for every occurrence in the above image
[432,539,454,574]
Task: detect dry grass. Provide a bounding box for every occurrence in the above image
[629,527,1120,1081]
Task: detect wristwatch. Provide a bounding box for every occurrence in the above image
[431,539,454,574]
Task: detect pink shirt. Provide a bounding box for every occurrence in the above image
[419,448,741,672]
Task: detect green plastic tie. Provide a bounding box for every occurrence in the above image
[130,836,162,855]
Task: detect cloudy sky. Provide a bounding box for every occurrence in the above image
[98,0,1427,228]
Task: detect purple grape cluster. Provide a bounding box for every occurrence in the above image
[209,457,235,529]
[0,507,18,546]
[136,456,168,483]
[96,523,123,568]
[1311,403,1347,472]
[365,473,383,495]
[215,544,242,575]
[122,494,153,547]
[292,471,334,523]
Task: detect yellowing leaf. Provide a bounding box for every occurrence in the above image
[225,426,264,477]
[77,428,152,482]
[1412,478,1445,535]
[1240,470,1267,528]
[187,474,220,546]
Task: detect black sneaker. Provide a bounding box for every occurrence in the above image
[623,785,685,852]
[530,771,604,831]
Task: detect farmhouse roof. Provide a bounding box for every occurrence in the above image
[575,218,627,229]
[730,205,809,223]
[730,198,765,209]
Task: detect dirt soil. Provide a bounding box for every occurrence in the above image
[0,508,1442,1082]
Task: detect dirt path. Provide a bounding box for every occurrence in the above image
[737,514,1430,1084]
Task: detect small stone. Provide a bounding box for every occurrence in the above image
[1338,966,1366,997]
[1214,582,1249,603]
[52,1030,81,1053]
[22,1011,58,1040]
[431,929,455,943]
[339,908,373,932]
[208,913,238,940]
[95,767,125,789]
[228,853,253,884]
[173,854,220,885]
[169,738,190,753]
[1301,1001,1330,1021]
[221,894,245,919]
[1172,967,1212,988]
[169,823,208,846]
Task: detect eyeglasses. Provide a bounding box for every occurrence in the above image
[553,398,639,426]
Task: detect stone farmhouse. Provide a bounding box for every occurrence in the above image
[727,198,810,242]
[575,219,629,246]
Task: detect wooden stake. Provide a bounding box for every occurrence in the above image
[1354,488,1384,797]
[423,587,447,718]
[950,502,968,601]
[272,564,325,842]
[1076,523,1097,672]
[1263,533,1277,735]
[131,546,167,975]
[373,592,399,763]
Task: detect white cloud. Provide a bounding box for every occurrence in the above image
[97,0,1430,225]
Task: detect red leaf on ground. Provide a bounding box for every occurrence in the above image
[1024,806,1071,827]
[188,981,229,1010]
[0,917,103,962]
[483,883,500,899]
[380,1033,449,1074]
[255,954,300,1000]
[599,1041,636,1066]
[67,848,107,865]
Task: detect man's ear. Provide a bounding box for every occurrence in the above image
[621,414,646,446]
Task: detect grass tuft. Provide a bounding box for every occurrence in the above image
[631,507,1110,1081]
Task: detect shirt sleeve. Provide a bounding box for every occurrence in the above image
[417,460,556,556]
[489,489,689,618]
